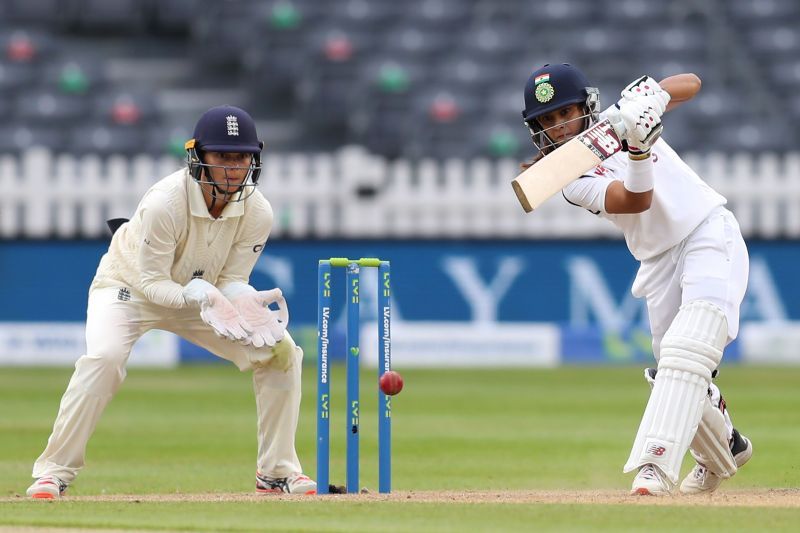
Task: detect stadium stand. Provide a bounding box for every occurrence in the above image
[0,0,797,158]
[0,0,799,238]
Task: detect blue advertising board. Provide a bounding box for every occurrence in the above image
[1,239,797,365]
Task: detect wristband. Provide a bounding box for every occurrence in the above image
[623,157,654,193]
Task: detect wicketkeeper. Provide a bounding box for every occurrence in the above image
[27,105,317,499]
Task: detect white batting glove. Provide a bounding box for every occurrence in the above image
[182,278,252,342]
[230,288,289,349]
[621,75,668,100]
[618,98,664,154]
[600,105,624,136]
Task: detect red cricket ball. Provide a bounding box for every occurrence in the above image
[379,370,404,396]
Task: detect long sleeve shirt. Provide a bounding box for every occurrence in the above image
[91,169,273,308]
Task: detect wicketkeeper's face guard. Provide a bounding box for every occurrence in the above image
[186,104,264,206]
[186,145,262,203]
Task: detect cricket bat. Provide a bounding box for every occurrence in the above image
[511,73,701,213]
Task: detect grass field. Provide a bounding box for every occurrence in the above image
[1,364,799,531]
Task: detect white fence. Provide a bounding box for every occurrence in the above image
[2,147,799,239]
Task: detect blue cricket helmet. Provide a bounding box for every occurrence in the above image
[185,105,263,197]
[189,105,263,154]
[521,63,597,123]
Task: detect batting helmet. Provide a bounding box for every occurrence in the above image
[521,63,599,152]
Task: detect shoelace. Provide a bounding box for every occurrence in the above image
[640,466,658,480]
[693,466,708,480]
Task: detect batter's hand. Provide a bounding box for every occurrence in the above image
[231,288,290,349]
[182,279,252,342]
[618,98,664,153]
[621,75,668,100]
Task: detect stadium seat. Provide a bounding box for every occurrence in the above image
[406,88,483,158]
[523,0,598,24]
[94,91,159,126]
[729,0,800,23]
[403,0,472,31]
[14,89,92,124]
[70,0,148,34]
[42,57,108,95]
[434,55,513,97]
[0,60,39,92]
[0,29,55,64]
[142,123,193,157]
[767,59,800,96]
[152,0,200,35]
[326,0,405,28]
[0,123,65,153]
[381,26,454,62]
[703,119,797,153]
[748,26,800,59]
[191,1,264,68]
[0,0,69,28]
[67,123,146,155]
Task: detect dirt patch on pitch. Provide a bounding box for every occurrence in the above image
[3,488,799,507]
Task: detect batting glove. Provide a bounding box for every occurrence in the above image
[182,278,252,342]
[620,75,669,101]
[618,98,664,156]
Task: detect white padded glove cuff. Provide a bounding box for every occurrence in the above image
[220,281,256,301]
[182,278,215,308]
[624,157,655,193]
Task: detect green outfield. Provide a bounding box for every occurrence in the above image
[1,365,799,531]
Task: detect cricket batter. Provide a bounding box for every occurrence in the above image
[26,105,317,498]
[521,63,753,495]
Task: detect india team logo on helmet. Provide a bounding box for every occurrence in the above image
[533,73,555,103]
[521,63,600,154]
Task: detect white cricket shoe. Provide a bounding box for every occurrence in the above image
[680,429,753,495]
[256,471,317,494]
[631,464,674,496]
[26,475,67,500]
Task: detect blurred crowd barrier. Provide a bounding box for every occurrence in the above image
[2,146,800,239]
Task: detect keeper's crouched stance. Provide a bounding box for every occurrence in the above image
[27,105,316,499]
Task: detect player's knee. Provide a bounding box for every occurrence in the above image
[74,351,128,396]
[657,300,728,379]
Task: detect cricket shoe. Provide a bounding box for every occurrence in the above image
[256,471,317,495]
[26,475,67,500]
[631,464,674,496]
[680,428,753,495]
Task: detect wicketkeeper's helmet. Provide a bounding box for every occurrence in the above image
[185,105,263,202]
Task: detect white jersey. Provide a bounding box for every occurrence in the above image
[562,139,726,261]
[91,169,273,308]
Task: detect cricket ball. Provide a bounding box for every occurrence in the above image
[379,370,404,396]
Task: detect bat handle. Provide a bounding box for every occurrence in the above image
[602,107,627,138]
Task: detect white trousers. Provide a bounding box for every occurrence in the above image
[632,206,749,356]
[632,206,749,452]
[32,286,304,484]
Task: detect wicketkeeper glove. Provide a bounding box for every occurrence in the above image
[222,282,289,349]
[182,278,252,342]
